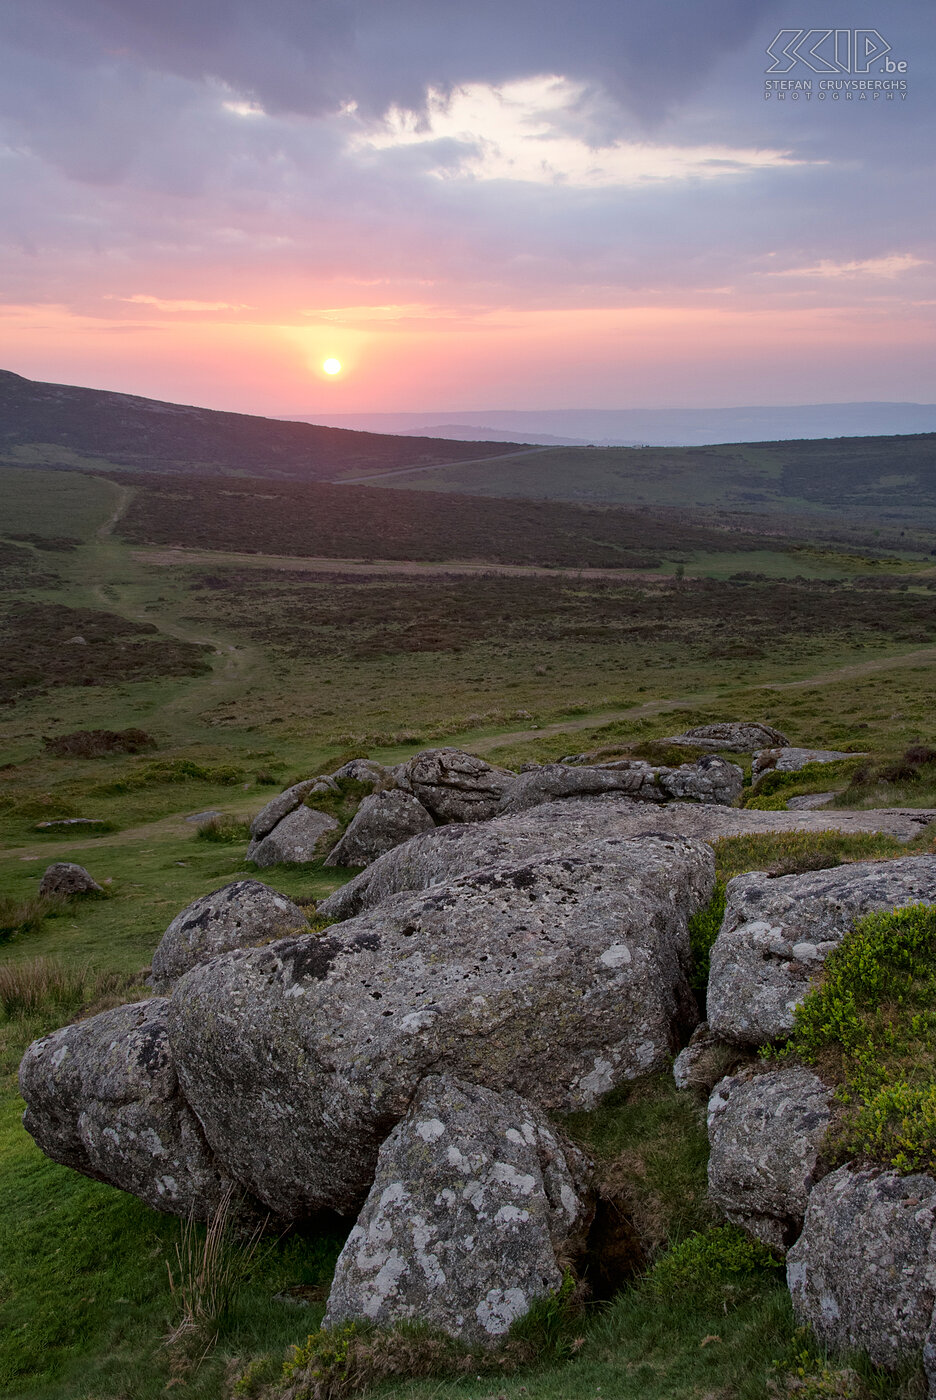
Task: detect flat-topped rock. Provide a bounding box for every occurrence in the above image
[167,833,712,1218]
[320,797,936,921]
[707,855,936,1046]
[323,1075,591,1345]
[665,721,790,751]
[495,754,743,816]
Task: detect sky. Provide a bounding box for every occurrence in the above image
[0,0,933,415]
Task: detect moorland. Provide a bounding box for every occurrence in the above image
[1,403,936,1400]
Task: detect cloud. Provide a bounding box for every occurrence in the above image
[770,254,929,279]
[351,75,815,187]
[116,295,255,311]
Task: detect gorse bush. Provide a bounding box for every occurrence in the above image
[787,902,936,1172]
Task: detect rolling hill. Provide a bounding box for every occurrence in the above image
[0,369,522,480]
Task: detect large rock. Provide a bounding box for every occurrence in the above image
[707,1068,832,1251]
[150,880,308,991]
[707,855,936,1046]
[38,862,102,897]
[19,999,232,1218]
[325,790,435,869]
[787,1165,936,1374]
[323,1075,591,1344]
[752,746,860,780]
[247,804,339,866]
[249,779,320,841]
[495,755,742,817]
[168,833,712,1218]
[319,796,936,923]
[396,748,514,823]
[665,721,790,751]
[672,1022,749,1095]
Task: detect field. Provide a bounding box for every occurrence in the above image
[361,433,936,527]
[2,461,936,1399]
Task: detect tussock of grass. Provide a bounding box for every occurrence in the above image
[196,816,252,844]
[0,958,143,1021]
[103,758,244,793]
[709,830,912,883]
[167,1186,268,1362]
[0,892,67,943]
[784,903,936,1173]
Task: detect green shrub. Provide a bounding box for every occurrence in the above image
[303,778,374,829]
[742,759,863,810]
[102,758,244,793]
[787,903,936,1172]
[644,1225,782,1305]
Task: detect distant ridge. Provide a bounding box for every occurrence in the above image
[0,369,523,480]
[292,403,936,448]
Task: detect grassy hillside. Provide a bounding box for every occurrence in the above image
[2,463,936,1399]
[365,433,936,525]
[0,369,521,481]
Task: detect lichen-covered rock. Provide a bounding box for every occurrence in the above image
[787,1165,936,1373]
[707,856,936,1046]
[19,999,232,1218]
[323,1075,591,1344]
[707,1068,832,1250]
[325,790,435,869]
[396,748,514,823]
[150,880,308,991]
[665,721,790,751]
[249,779,320,841]
[247,804,339,865]
[672,1022,749,1095]
[495,755,742,817]
[38,862,102,897]
[168,833,712,1218]
[752,746,861,780]
[318,796,933,923]
[331,758,397,788]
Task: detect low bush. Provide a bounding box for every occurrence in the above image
[643,1225,782,1305]
[786,903,936,1173]
[42,727,157,758]
[102,758,244,792]
[743,759,863,810]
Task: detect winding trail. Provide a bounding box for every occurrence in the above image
[90,479,261,723]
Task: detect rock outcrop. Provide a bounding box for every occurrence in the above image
[707,1068,832,1251]
[494,754,743,816]
[752,746,860,780]
[249,778,321,842]
[325,790,435,869]
[150,880,308,991]
[247,804,339,866]
[38,862,102,897]
[167,833,712,1218]
[19,999,232,1218]
[787,1165,936,1374]
[396,749,514,823]
[665,721,790,751]
[320,797,936,922]
[707,856,936,1046]
[672,1022,749,1095]
[323,1075,591,1344]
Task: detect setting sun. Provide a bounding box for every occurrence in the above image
[322,357,342,375]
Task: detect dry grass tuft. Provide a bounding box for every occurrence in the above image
[167,1185,267,1364]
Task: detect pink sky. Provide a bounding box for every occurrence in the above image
[0,1,933,414]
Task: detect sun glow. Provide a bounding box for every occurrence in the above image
[322,357,342,375]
